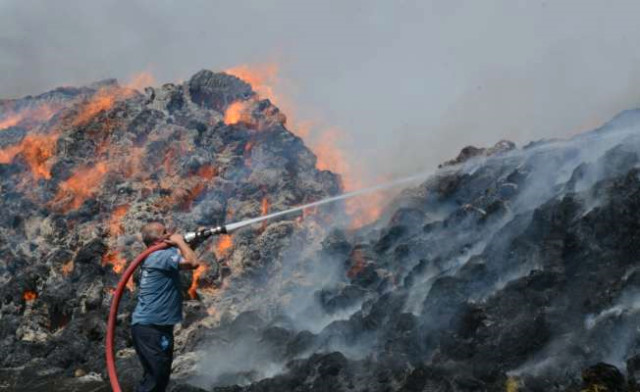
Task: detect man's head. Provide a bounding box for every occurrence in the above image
[141,221,167,247]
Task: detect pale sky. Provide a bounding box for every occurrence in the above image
[2,0,640,179]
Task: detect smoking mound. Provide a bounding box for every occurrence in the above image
[2,70,640,392]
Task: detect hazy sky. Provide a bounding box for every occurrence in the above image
[2,0,640,179]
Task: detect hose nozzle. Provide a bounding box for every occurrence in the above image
[183,226,227,245]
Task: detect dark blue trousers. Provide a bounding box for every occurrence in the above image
[131,323,174,392]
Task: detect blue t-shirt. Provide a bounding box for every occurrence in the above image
[132,247,184,326]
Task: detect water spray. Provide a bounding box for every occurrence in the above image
[184,171,428,242]
[105,172,427,391]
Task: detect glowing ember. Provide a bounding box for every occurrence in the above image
[347,248,367,278]
[244,140,254,153]
[102,251,135,291]
[109,204,130,237]
[102,250,126,274]
[52,162,109,211]
[244,140,255,167]
[61,260,74,276]
[196,165,217,180]
[23,290,37,301]
[188,264,208,299]
[260,197,270,231]
[215,236,233,259]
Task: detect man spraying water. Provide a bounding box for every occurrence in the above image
[130,222,205,392]
[106,172,428,391]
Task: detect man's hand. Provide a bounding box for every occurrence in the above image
[162,232,202,270]
[164,233,185,247]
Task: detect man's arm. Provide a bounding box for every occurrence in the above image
[165,233,203,270]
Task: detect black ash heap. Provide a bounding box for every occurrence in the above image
[2,70,640,392]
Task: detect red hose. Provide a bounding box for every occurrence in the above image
[106,242,169,392]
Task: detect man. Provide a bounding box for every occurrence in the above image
[131,221,203,392]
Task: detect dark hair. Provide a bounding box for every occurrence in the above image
[141,221,166,247]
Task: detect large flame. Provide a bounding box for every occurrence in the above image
[0,133,58,180]
[225,63,385,228]
[0,72,153,189]
[52,162,109,211]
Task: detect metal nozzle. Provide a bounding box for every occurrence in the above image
[183,226,227,244]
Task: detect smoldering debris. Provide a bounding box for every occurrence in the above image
[3,71,640,391]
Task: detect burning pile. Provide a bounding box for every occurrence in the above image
[0,70,342,389]
[3,68,640,392]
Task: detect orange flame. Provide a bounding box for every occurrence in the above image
[0,133,58,179]
[53,162,109,211]
[260,196,270,231]
[225,64,385,228]
[225,64,278,101]
[188,264,208,299]
[102,250,135,290]
[0,113,23,130]
[109,204,130,237]
[73,90,118,127]
[0,104,56,130]
[23,290,38,301]
[215,236,233,259]
[72,77,146,127]
[224,101,253,125]
[102,250,126,274]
